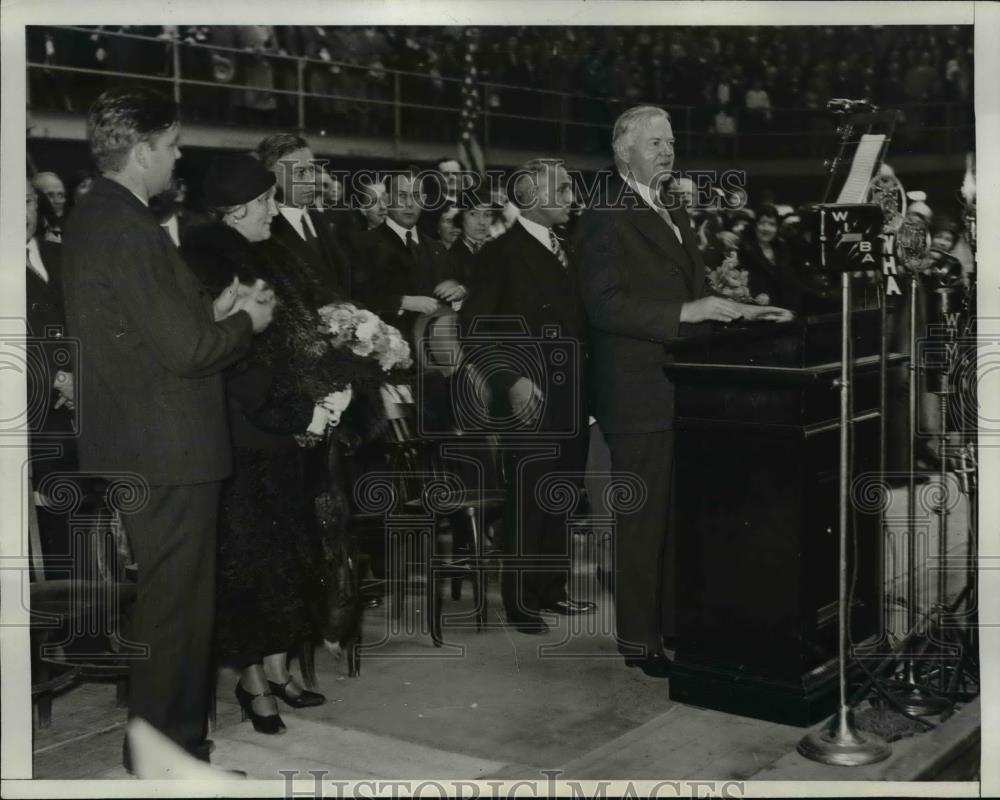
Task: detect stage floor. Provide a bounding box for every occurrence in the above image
[30,480,979,785]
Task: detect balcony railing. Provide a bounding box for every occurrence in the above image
[26,25,975,160]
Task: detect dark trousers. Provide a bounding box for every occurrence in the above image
[121,482,220,755]
[603,429,675,657]
[501,427,590,613]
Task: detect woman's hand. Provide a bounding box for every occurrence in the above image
[320,386,353,427]
[306,404,331,436]
[212,277,240,321]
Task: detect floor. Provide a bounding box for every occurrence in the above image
[28,479,980,786]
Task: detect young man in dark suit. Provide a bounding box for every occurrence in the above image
[61,87,274,770]
[460,159,596,634]
[352,166,467,345]
[575,106,745,676]
[256,132,351,300]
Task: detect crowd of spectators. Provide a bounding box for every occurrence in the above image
[27,25,974,154]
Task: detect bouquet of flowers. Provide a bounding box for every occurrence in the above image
[317,302,412,374]
[706,250,769,306]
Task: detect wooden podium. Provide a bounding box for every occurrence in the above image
[665,310,901,727]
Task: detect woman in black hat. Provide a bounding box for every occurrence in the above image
[182,154,348,735]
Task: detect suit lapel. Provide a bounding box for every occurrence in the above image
[669,206,704,293]
[624,204,692,273]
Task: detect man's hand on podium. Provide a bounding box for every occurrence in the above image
[680,296,746,324]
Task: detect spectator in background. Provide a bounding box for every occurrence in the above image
[420,157,465,240]
[256,132,348,300]
[353,177,389,233]
[32,172,68,242]
[436,206,461,250]
[738,204,798,310]
[712,104,737,156]
[352,166,466,345]
[448,187,499,286]
[234,26,279,125]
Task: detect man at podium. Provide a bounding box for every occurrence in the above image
[574,105,746,678]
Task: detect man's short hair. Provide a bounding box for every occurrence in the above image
[385,165,424,198]
[87,87,178,173]
[257,132,310,171]
[510,158,563,208]
[612,105,671,161]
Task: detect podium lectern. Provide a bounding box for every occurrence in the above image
[665,310,902,726]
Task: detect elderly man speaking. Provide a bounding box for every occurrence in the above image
[575,106,746,677]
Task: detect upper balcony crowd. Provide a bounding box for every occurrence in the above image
[27,24,975,158]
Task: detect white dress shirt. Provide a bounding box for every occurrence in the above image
[619,171,683,243]
[161,214,180,248]
[516,215,556,254]
[26,238,49,283]
[279,205,318,240]
[385,216,418,246]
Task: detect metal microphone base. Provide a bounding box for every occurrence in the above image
[797,709,892,766]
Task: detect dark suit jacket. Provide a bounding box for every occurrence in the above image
[264,209,349,302]
[352,223,455,341]
[574,173,707,434]
[448,237,482,287]
[460,220,588,421]
[26,239,77,476]
[61,176,253,485]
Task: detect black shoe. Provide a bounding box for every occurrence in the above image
[267,676,326,709]
[540,598,597,615]
[625,654,672,678]
[234,682,286,734]
[505,610,550,635]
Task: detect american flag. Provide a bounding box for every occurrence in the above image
[458,27,486,177]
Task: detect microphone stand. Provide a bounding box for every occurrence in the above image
[797,270,891,766]
[889,271,952,716]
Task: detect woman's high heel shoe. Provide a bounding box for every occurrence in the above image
[267,676,326,708]
[234,682,287,734]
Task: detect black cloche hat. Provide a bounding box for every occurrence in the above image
[202,153,276,208]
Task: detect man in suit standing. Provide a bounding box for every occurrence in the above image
[61,87,274,768]
[256,132,350,299]
[575,106,745,676]
[26,181,77,570]
[352,166,467,344]
[461,159,596,634]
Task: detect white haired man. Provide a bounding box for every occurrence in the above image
[575,105,745,676]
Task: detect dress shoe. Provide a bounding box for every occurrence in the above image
[625,654,672,678]
[540,598,597,615]
[505,610,549,635]
[268,676,326,708]
[234,682,286,734]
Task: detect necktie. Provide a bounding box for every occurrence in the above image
[653,196,683,243]
[549,230,568,270]
[405,230,420,262]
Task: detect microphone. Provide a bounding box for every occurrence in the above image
[826,98,878,114]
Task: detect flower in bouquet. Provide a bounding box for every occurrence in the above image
[318,302,358,339]
[706,250,768,306]
[316,302,413,374]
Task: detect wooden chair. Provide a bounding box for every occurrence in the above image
[29,473,138,729]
